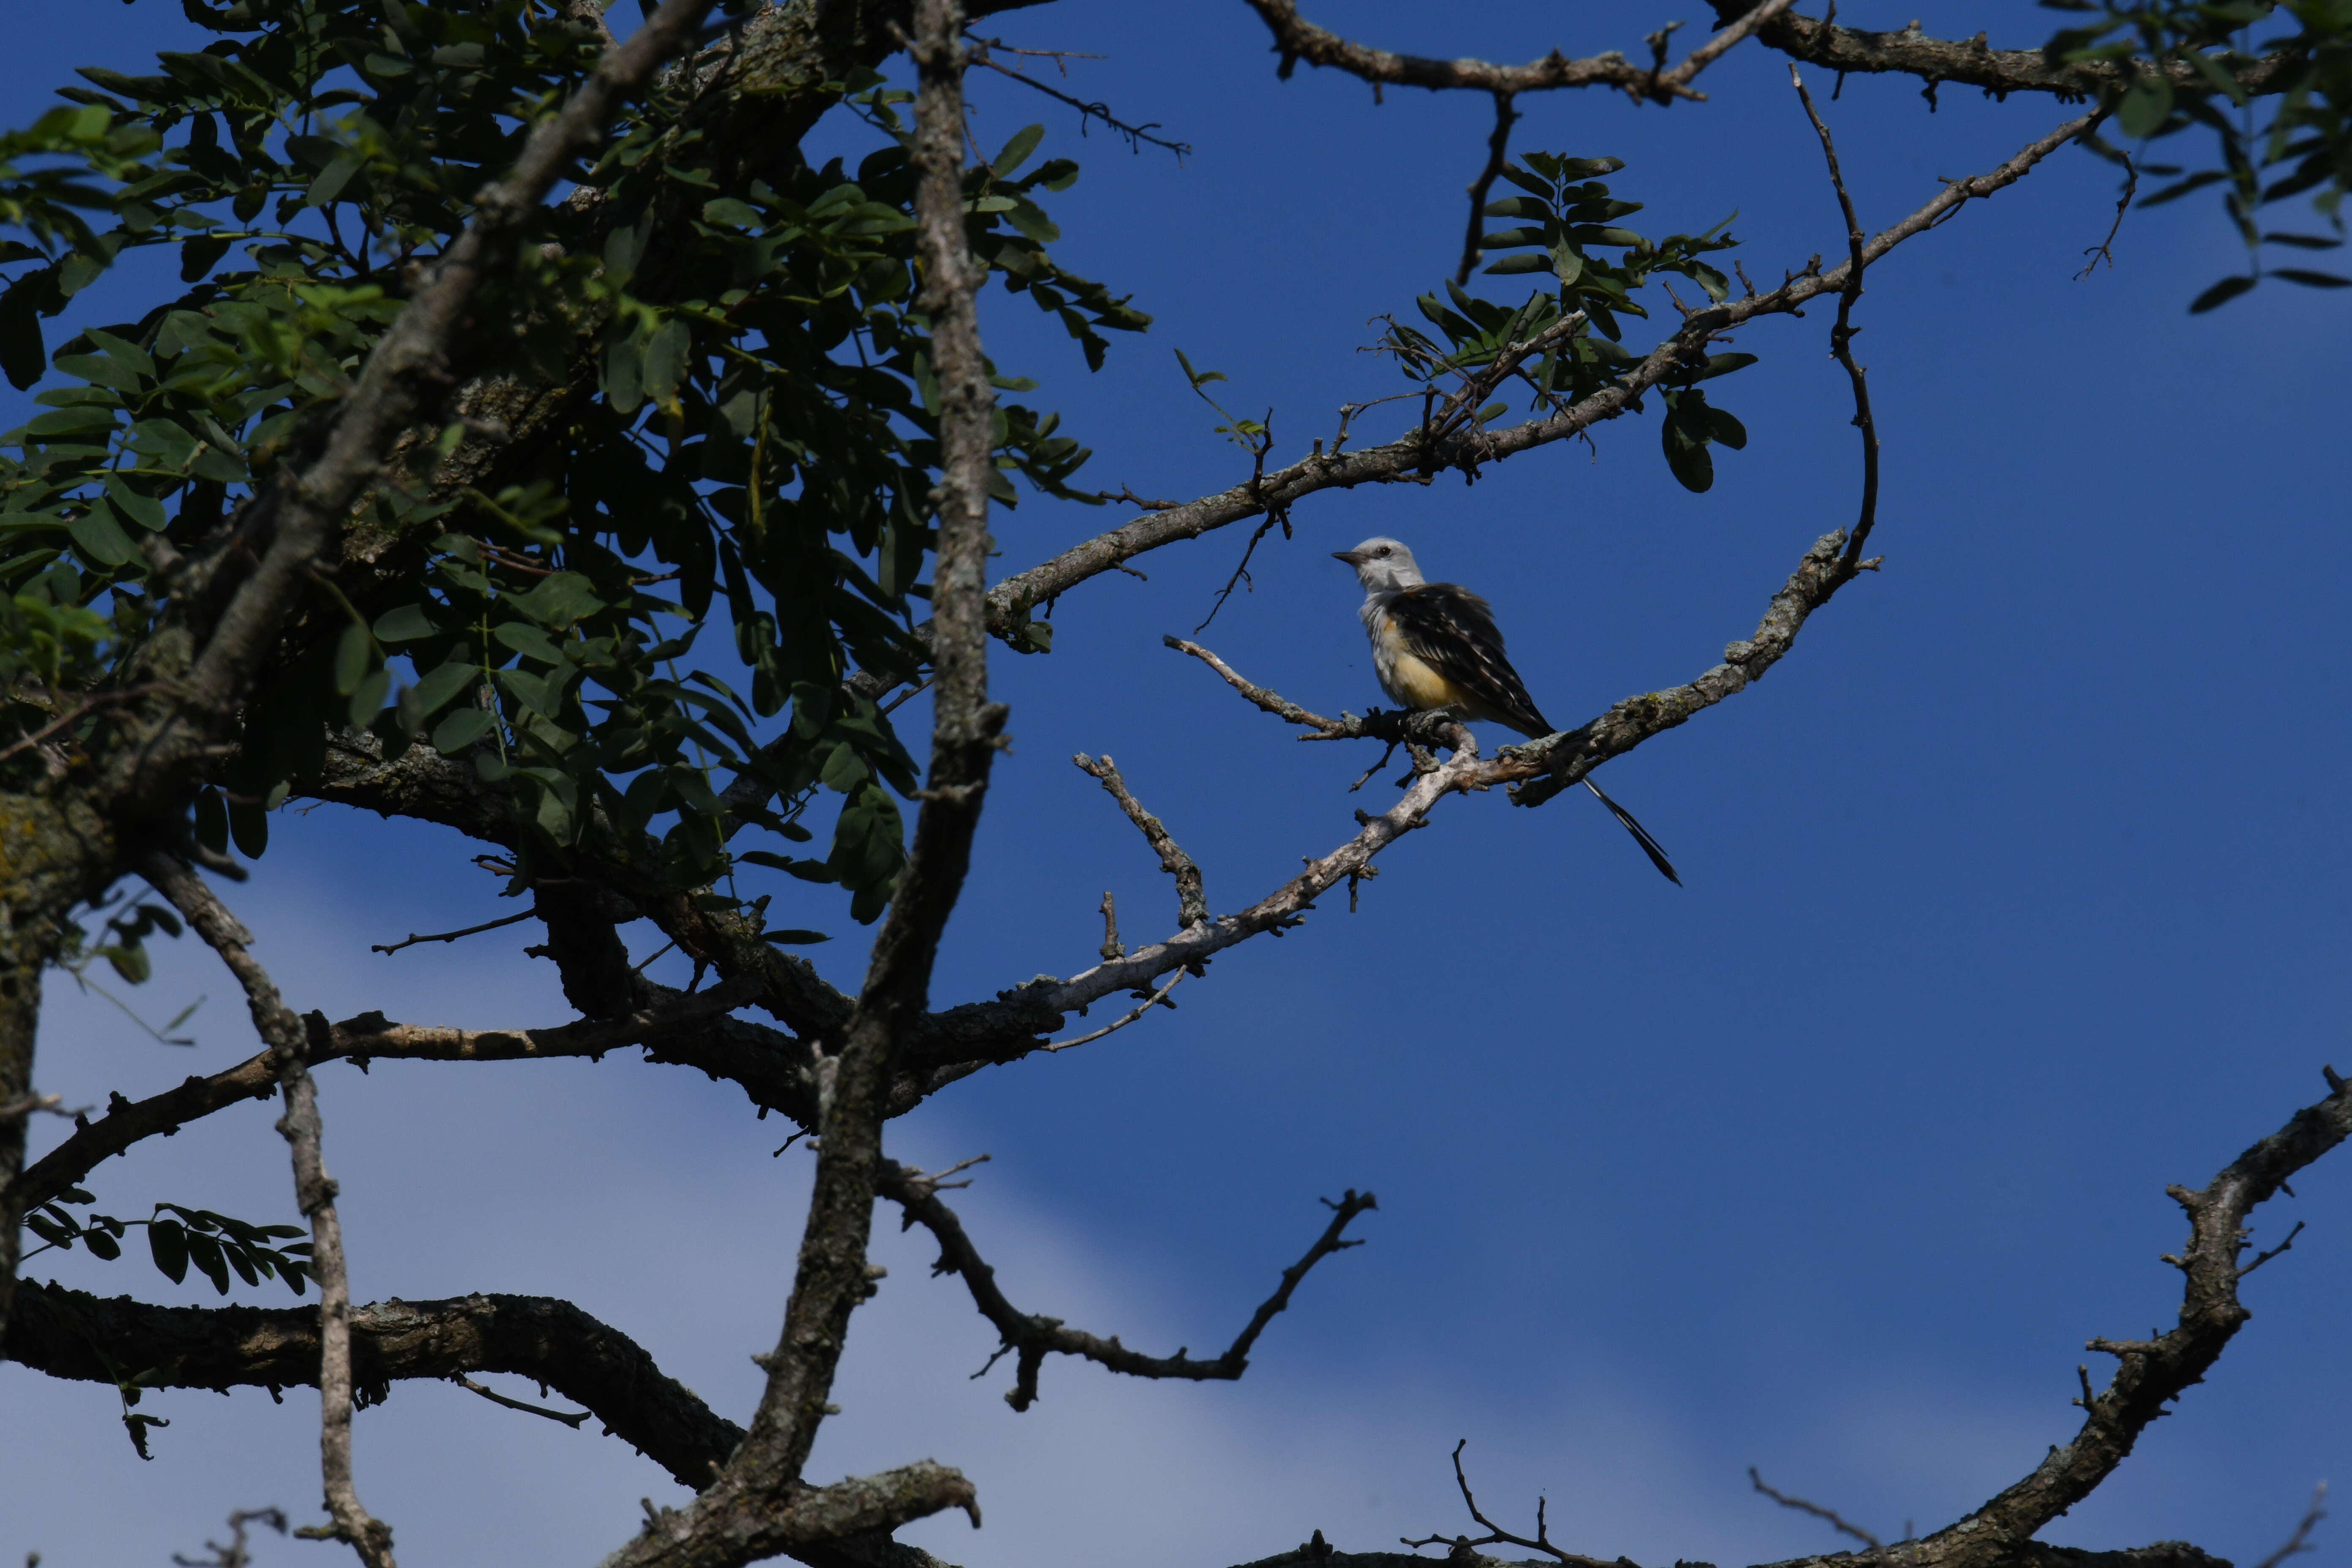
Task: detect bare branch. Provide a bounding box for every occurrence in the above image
[1750,1467,1883,1550]
[370,909,534,956]
[1400,1439,1616,1567]
[2249,1484,2326,1568]
[1072,754,1207,927]
[879,1162,1374,1411]
[1700,3,2307,103]
[138,854,393,1568]
[1455,93,1518,287]
[1788,67,1882,568]
[967,38,1192,158]
[451,1373,593,1429]
[18,973,770,1212]
[1239,0,1801,103]
[987,108,2094,636]
[4,1280,745,1492]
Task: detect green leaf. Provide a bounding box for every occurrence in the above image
[1704,407,1748,449]
[2272,268,2350,289]
[2117,74,2174,139]
[333,623,371,695]
[992,124,1046,178]
[0,277,48,392]
[507,572,605,628]
[228,797,268,859]
[433,708,496,754]
[762,929,831,945]
[1693,351,1759,382]
[103,475,166,531]
[69,504,137,569]
[408,659,478,720]
[1482,253,1555,275]
[347,668,391,728]
[179,234,232,282]
[194,788,228,854]
[642,318,691,408]
[2188,273,2257,312]
[185,1230,230,1293]
[373,602,443,642]
[149,1218,190,1283]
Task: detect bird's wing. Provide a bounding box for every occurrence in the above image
[1387,583,1552,736]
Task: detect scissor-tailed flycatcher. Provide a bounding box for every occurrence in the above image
[1333,536,1681,885]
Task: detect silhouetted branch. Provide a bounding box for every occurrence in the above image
[879,1162,1375,1411]
[4,1281,746,1492]
[1788,66,1883,569]
[1750,1467,1882,1550]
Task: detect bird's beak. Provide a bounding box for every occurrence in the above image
[1332,549,1368,566]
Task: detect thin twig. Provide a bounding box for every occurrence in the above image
[2077,152,2138,280]
[1042,968,1183,1052]
[968,42,1192,158]
[371,909,534,956]
[1161,636,1345,733]
[1790,66,1882,570]
[451,1373,593,1429]
[1750,1466,1884,1549]
[1400,1439,1617,1567]
[1456,91,1519,285]
[2250,1483,2327,1568]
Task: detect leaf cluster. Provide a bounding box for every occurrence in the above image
[0,0,1146,936]
[24,1188,313,1297]
[2042,0,2350,308]
[1375,152,1755,492]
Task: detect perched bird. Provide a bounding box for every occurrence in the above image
[1333,536,1681,885]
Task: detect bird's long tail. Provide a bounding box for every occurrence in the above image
[1582,776,1682,886]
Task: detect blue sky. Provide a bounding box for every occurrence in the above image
[7,4,2351,1566]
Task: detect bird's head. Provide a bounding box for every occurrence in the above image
[1332,536,1424,593]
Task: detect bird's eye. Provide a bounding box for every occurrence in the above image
[1374,546,1390,556]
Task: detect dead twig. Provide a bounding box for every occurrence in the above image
[451,1373,593,1429]
[1749,1466,1884,1549]
[1790,65,1882,573]
[371,909,534,956]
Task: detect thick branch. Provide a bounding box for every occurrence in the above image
[1703,4,2306,103]
[5,1280,745,1491]
[1239,0,1799,103]
[606,6,997,1562]
[879,1162,1373,1411]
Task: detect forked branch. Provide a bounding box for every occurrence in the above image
[879,1161,1374,1412]
[139,853,392,1568]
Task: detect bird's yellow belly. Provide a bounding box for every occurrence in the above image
[1379,649,1469,713]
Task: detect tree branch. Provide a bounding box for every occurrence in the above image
[3,1280,745,1492]
[139,853,394,1567]
[984,107,2094,639]
[1788,67,1881,569]
[17,974,771,1213]
[1239,0,1797,103]
[604,4,999,1560]
[1072,754,1207,928]
[878,1161,1373,1411]
[1700,4,2307,103]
